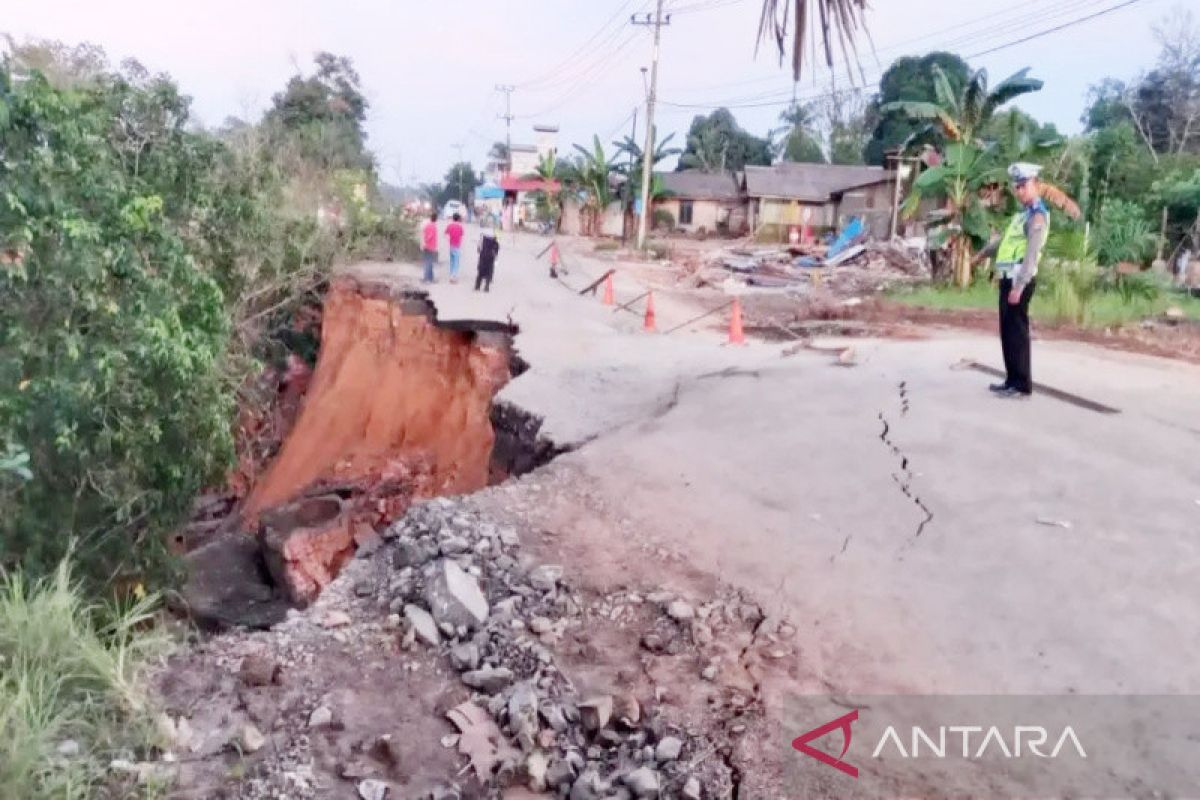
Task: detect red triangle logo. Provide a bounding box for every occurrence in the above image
[791,708,859,778]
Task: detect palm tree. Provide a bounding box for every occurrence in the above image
[679,126,728,172]
[756,0,870,82]
[573,135,615,236]
[774,101,825,163]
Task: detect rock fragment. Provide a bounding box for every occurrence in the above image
[238,653,280,687]
[357,778,389,800]
[578,695,613,732]
[623,766,661,798]
[655,736,683,762]
[462,665,515,693]
[404,604,440,646]
[529,565,563,592]
[425,560,489,629]
[307,705,333,729]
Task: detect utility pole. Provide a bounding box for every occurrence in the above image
[495,84,515,175]
[633,1,669,250]
[623,105,639,244]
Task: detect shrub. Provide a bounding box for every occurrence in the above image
[0,557,168,799]
[1094,199,1155,267]
[652,208,675,231]
[1040,261,1101,324]
[0,66,236,587]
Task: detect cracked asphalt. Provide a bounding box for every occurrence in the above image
[346,226,1200,699]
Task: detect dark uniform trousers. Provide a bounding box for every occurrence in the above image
[999,276,1036,393]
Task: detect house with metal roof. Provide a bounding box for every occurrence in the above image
[740,163,898,239]
[653,171,746,236]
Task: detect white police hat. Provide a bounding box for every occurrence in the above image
[1008,162,1041,183]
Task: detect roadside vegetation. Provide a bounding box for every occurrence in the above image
[1,40,415,593]
[881,7,1200,325]
[891,279,1200,327]
[1,40,417,795]
[0,558,168,799]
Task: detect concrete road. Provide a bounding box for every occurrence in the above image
[349,225,1200,696]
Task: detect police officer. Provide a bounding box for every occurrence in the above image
[974,163,1049,398]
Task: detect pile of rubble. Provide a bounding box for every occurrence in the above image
[686,239,930,297]
[156,494,774,799]
[369,501,738,799]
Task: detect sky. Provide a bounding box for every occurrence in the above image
[1,0,1184,183]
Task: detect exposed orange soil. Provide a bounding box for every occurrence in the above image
[244,280,512,516]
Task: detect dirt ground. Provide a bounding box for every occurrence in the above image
[580,235,1200,364]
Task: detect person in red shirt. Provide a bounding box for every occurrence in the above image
[420,210,438,283]
[445,213,465,283]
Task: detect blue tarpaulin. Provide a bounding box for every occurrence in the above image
[826,217,864,259]
[476,184,504,200]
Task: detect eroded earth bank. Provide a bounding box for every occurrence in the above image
[161,278,792,799]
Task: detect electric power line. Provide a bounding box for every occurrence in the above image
[667,0,1106,98]
[516,31,644,120]
[659,0,1145,111]
[516,0,651,90]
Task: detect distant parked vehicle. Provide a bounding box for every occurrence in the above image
[441,200,466,220]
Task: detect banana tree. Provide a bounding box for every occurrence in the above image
[530,150,569,230]
[884,66,1044,286]
[902,142,1004,287]
[572,135,615,237]
[613,129,680,238]
[884,66,1044,148]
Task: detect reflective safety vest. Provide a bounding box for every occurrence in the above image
[995,200,1049,272]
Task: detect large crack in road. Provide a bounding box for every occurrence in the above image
[878,380,934,543]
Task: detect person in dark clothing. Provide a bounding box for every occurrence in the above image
[973,162,1049,399]
[475,229,500,292]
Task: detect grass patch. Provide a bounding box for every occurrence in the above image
[0,558,170,799]
[593,240,620,252]
[890,281,1200,328]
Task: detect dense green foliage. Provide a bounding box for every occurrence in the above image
[0,67,234,585]
[865,52,971,165]
[677,108,772,172]
[890,65,1045,285]
[424,161,482,209]
[776,102,825,164]
[0,45,413,592]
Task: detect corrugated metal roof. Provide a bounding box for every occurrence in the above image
[657,170,742,201]
[742,164,896,202]
[500,176,560,192]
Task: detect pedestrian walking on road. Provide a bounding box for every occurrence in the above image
[475,228,500,292]
[973,162,1049,399]
[445,212,465,283]
[420,210,438,283]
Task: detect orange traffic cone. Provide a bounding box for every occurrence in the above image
[728,297,746,345]
[643,291,657,332]
[602,273,614,305]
